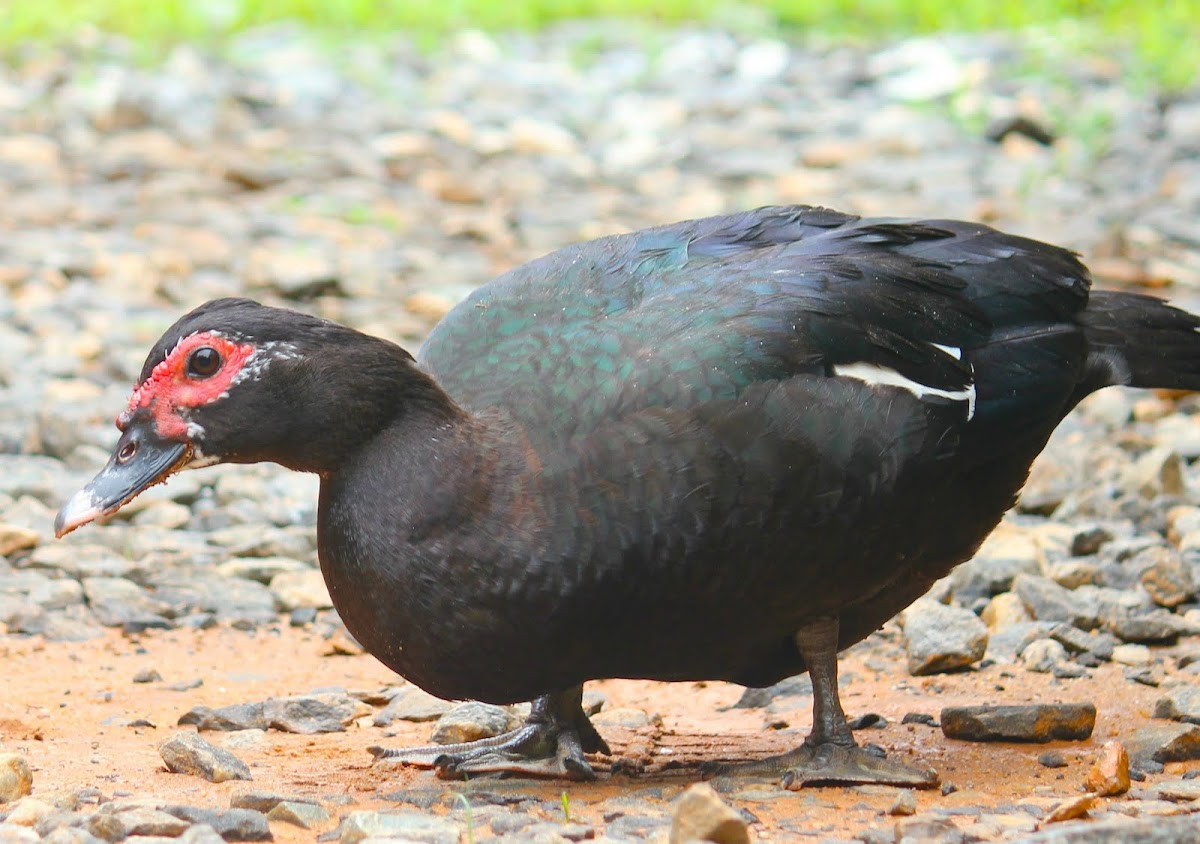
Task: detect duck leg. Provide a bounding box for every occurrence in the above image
[368,685,609,781]
[712,616,938,788]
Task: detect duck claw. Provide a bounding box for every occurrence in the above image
[436,730,597,781]
[368,691,604,781]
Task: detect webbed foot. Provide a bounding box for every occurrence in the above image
[704,615,939,789]
[368,686,609,781]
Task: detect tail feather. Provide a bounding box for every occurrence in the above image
[1077,290,1200,399]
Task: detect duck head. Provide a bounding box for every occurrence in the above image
[55,297,422,537]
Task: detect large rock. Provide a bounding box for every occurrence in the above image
[941,703,1096,742]
[901,599,988,675]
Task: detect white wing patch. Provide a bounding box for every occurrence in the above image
[834,361,977,420]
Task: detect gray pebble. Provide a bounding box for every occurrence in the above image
[158,732,252,782]
[431,702,522,745]
[266,800,330,829]
[337,810,461,844]
[1126,722,1200,766]
[163,805,271,841]
[229,789,319,813]
[178,693,370,734]
[1013,574,1099,629]
[901,599,988,675]
[1154,685,1200,724]
[372,686,452,725]
[1010,812,1200,842]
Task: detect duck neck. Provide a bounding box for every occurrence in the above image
[265,343,472,477]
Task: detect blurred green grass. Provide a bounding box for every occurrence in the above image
[5,0,1198,89]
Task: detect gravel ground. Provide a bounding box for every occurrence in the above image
[1,22,1200,843]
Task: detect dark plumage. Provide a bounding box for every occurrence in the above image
[57,205,1200,785]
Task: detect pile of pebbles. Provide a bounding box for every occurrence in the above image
[1,19,1199,844]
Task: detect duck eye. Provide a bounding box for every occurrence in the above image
[186,347,222,379]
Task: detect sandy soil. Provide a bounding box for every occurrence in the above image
[3,623,1197,841]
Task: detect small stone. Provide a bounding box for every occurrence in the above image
[322,630,364,656]
[1038,751,1068,768]
[158,732,252,782]
[1154,685,1200,724]
[1153,779,1200,802]
[1141,551,1195,608]
[1126,723,1200,766]
[0,754,32,803]
[893,817,961,842]
[1021,638,1069,673]
[1046,560,1100,590]
[81,576,169,627]
[1123,447,1186,498]
[244,242,340,299]
[180,825,228,844]
[0,822,38,843]
[1112,643,1153,665]
[338,810,460,844]
[372,686,452,725]
[162,806,271,841]
[985,621,1058,662]
[1043,794,1096,823]
[0,524,39,556]
[178,693,370,734]
[1011,813,1200,842]
[0,797,54,827]
[888,789,918,816]
[86,807,190,840]
[1106,609,1181,643]
[940,703,1096,742]
[266,800,330,829]
[133,669,162,683]
[262,692,373,732]
[901,599,988,675]
[948,525,1041,602]
[1070,525,1114,556]
[591,706,659,729]
[1086,740,1130,796]
[430,702,521,745]
[669,783,750,844]
[404,291,457,322]
[981,591,1032,628]
[1046,623,1104,658]
[269,569,332,611]
[508,117,579,156]
[1013,574,1097,628]
[216,556,310,584]
[230,789,319,813]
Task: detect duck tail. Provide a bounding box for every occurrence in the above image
[1076,290,1200,398]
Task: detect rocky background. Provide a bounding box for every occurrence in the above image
[1,22,1200,844]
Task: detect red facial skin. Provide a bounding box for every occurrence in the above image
[118,332,255,438]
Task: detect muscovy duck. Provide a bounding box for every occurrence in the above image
[56,205,1200,787]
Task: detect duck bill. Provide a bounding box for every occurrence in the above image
[54,421,191,538]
